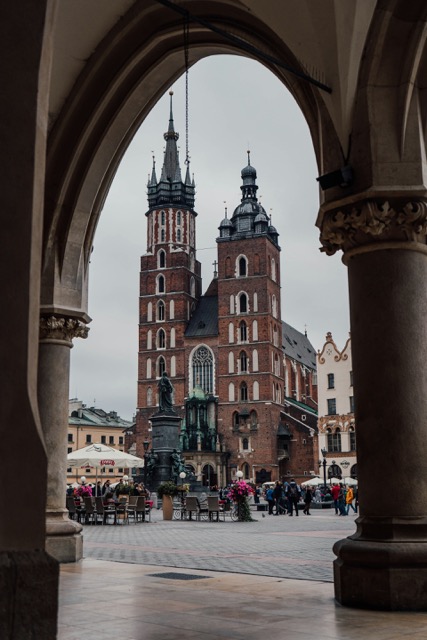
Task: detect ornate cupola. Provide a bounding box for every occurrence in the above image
[218,152,279,246]
[147,91,195,210]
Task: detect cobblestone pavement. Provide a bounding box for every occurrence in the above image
[81,506,357,583]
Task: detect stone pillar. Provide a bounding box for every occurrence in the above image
[320,197,427,610]
[39,315,89,562]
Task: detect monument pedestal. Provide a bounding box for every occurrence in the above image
[149,411,181,490]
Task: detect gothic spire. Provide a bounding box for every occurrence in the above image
[162,91,180,182]
[147,90,195,209]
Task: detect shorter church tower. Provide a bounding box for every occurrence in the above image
[216,155,284,484]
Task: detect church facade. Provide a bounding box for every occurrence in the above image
[135,95,317,487]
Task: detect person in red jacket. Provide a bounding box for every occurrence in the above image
[331,483,341,514]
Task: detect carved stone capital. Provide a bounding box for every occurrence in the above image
[319,198,427,256]
[39,315,89,343]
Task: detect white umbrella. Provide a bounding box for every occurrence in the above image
[344,477,358,486]
[329,477,342,484]
[67,443,144,468]
[67,443,145,490]
[301,476,323,486]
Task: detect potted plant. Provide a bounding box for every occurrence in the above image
[228,480,255,522]
[157,481,178,520]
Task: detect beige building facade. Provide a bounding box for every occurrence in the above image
[67,399,134,486]
[317,334,356,481]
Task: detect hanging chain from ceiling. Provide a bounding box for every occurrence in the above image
[183,14,190,166]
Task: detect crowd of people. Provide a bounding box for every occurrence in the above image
[67,476,151,506]
[262,480,358,516]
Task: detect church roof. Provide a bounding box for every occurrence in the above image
[185,296,218,337]
[282,321,316,369]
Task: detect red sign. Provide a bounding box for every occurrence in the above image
[100,459,115,466]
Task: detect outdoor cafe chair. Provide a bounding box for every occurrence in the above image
[83,496,97,525]
[66,496,81,523]
[207,496,223,521]
[94,497,116,525]
[128,496,150,523]
[185,496,209,521]
[184,496,199,520]
[128,495,138,507]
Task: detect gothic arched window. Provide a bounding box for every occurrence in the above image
[239,351,248,372]
[161,210,165,225]
[157,275,165,293]
[250,410,257,428]
[147,387,153,406]
[157,329,166,349]
[157,300,165,321]
[239,321,247,343]
[158,356,166,377]
[240,381,248,401]
[238,256,247,276]
[239,292,248,313]
[177,228,181,242]
[191,346,214,393]
[242,437,249,450]
[158,250,166,268]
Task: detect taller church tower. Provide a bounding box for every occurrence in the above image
[136,92,202,446]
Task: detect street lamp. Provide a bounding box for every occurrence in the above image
[143,439,150,488]
[319,447,328,494]
[236,470,243,480]
[179,470,186,487]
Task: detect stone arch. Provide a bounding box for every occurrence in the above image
[42,4,339,321]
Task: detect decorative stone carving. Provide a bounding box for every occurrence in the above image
[319,198,427,255]
[39,315,89,343]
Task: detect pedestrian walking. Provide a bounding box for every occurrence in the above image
[303,487,313,515]
[286,479,301,516]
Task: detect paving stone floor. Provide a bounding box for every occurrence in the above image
[58,508,427,639]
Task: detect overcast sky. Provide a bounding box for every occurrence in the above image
[69,55,350,421]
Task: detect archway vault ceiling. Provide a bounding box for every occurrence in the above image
[43,0,427,316]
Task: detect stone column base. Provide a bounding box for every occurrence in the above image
[0,549,58,639]
[45,508,83,563]
[334,520,427,610]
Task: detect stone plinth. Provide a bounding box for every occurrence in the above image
[149,411,181,490]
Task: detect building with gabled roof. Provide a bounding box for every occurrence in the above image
[67,399,135,485]
[317,333,356,481]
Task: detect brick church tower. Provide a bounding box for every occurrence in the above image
[216,155,284,484]
[133,103,317,487]
[136,92,201,451]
